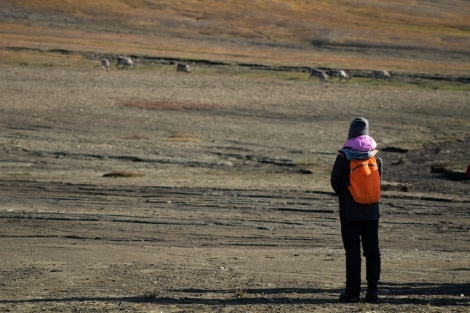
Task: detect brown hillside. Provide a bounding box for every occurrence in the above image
[0,0,469,73]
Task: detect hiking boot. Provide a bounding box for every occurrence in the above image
[364,289,379,303]
[339,291,360,303]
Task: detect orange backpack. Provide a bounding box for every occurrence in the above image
[348,150,381,204]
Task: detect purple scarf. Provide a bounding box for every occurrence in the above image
[343,135,377,152]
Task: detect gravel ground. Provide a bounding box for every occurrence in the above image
[0,65,469,312]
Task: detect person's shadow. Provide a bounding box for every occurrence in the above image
[1,282,468,306]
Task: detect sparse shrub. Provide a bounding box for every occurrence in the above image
[235,289,246,298]
[143,291,158,300]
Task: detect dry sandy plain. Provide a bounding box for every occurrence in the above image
[0,2,470,311]
[0,61,469,313]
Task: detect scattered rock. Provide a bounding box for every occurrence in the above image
[298,168,313,174]
[431,162,469,181]
[381,181,413,192]
[442,170,469,181]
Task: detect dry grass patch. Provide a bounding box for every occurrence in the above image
[4,0,469,50]
[1,1,469,75]
[0,49,93,67]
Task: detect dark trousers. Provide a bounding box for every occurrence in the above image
[341,219,381,296]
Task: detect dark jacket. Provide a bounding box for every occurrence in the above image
[330,148,383,221]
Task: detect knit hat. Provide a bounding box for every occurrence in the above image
[348,117,369,139]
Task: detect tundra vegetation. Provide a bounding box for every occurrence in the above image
[0,0,468,84]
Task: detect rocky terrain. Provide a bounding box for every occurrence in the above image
[0,64,469,312]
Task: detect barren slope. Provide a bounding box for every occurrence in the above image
[1,0,469,74]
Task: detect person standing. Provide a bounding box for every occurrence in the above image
[330,117,383,303]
